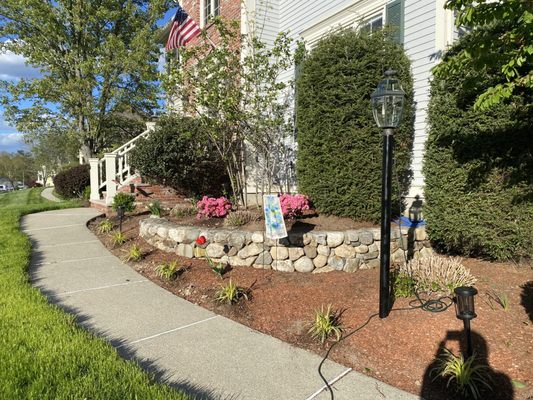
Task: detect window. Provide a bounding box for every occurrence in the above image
[361,15,383,34]
[386,0,404,44]
[202,0,220,27]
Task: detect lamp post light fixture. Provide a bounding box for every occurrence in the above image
[408,195,423,224]
[371,69,406,319]
[454,286,478,358]
[117,205,125,233]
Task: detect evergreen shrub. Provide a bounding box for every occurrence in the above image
[129,115,229,197]
[424,29,533,260]
[53,164,90,198]
[296,29,414,222]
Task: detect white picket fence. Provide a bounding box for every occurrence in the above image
[89,122,155,205]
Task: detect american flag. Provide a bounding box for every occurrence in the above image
[165,5,201,50]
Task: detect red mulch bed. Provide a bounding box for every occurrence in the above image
[89,213,533,400]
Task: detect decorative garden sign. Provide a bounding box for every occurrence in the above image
[263,195,287,239]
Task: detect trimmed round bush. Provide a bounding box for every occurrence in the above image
[53,164,90,198]
[424,28,533,261]
[296,29,414,222]
[129,115,229,197]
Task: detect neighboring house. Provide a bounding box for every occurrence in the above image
[36,166,55,187]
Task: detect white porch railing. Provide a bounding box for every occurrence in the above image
[89,122,156,205]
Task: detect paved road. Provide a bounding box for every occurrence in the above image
[41,187,61,202]
[23,208,420,400]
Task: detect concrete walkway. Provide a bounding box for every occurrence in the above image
[41,187,61,202]
[23,208,420,400]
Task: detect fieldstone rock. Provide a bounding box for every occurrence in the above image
[212,255,229,265]
[270,246,289,260]
[304,245,317,259]
[371,229,381,240]
[294,257,314,272]
[251,232,264,243]
[253,263,271,270]
[363,251,379,260]
[359,231,374,245]
[310,232,327,246]
[420,247,434,258]
[288,247,304,261]
[176,243,193,258]
[355,244,369,254]
[229,232,246,250]
[366,258,380,269]
[349,240,361,247]
[238,243,263,259]
[393,248,407,263]
[156,226,169,239]
[317,245,330,256]
[344,258,361,272]
[391,241,399,252]
[168,228,185,242]
[327,232,344,248]
[313,254,328,268]
[227,246,238,257]
[148,225,158,236]
[391,229,401,240]
[415,228,427,241]
[328,255,345,271]
[312,266,336,274]
[399,235,409,250]
[228,256,256,267]
[194,247,206,258]
[198,230,214,242]
[182,228,200,244]
[214,230,230,243]
[303,233,313,245]
[272,260,294,272]
[334,244,357,259]
[346,230,359,243]
[368,243,378,253]
[255,251,273,265]
[206,243,226,258]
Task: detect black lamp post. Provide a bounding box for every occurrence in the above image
[371,70,406,319]
[117,205,125,233]
[454,286,478,358]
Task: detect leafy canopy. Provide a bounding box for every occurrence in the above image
[0,0,168,157]
[434,0,533,109]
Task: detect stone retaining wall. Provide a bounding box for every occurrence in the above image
[139,218,433,273]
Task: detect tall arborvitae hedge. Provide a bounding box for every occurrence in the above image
[424,28,533,261]
[296,29,414,222]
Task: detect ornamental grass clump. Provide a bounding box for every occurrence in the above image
[215,279,248,304]
[155,261,182,281]
[196,196,232,219]
[148,200,162,217]
[432,348,492,399]
[224,210,260,227]
[398,256,476,295]
[279,194,310,219]
[308,304,344,343]
[122,244,142,262]
[97,219,113,234]
[110,231,127,247]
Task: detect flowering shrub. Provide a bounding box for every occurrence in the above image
[280,194,310,219]
[196,196,232,219]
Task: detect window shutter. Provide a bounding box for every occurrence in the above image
[386,0,404,44]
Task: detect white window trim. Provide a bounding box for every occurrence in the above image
[300,0,388,48]
[200,0,220,28]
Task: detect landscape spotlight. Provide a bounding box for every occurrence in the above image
[454,286,478,357]
[371,70,405,319]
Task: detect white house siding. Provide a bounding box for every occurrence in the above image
[252,0,455,202]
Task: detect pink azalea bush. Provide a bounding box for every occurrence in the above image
[196,196,232,219]
[280,194,311,219]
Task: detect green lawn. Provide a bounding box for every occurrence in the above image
[0,189,191,399]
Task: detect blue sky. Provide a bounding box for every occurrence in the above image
[0,7,175,153]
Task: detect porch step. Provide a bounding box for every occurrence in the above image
[89,199,110,213]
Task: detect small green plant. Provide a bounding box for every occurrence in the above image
[97,219,113,234]
[393,271,416,298]
[110,230,127,247]
[215,279,248,304]
[487,290,509,311]
[432,348,492,399]
[224,210,260,227]
[207,257,227,278]
[123,244,142,262]
[308,304,344,343]
[155,261,181,281]
[112,192,136,213]
[148,200,162,217]
[172,205,197,218]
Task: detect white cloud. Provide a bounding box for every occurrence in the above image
[0,48,41,81]
[0,133,26,152]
